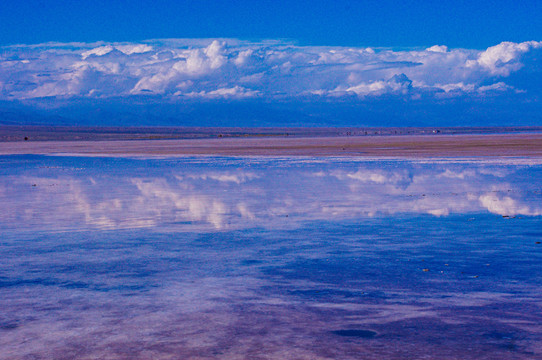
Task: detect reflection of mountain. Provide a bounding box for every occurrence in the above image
[1,157,541,232]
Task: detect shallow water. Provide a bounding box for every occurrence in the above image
[1,155,542,359]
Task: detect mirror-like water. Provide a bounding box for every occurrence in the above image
[1,155,541,359]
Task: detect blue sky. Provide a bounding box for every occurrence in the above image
[0,1,541,126]
[1,0,541,48]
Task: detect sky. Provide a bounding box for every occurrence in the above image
[1,0,541,48]
[0,1,541,126]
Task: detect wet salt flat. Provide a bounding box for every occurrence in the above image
[1,155,542,359]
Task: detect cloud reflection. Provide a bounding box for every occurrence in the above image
[1,157,541,232]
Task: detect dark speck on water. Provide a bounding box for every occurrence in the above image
[333,329,378,338]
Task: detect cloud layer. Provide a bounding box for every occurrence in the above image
[1,39,541,101]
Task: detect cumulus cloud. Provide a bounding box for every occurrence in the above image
[182,86,260,99]
[326,73,413,97]
[0,39,541,101]
[469,41,542,76]
[426,45,448,53]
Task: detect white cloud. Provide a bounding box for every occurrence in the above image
[81,44,154,59]
[470,41,542,76]
[339,73,412,97]
[115,44,153,55]
[477,82,516,93]
[81,45,114,59]
[437,82,476,93]
[1,39,541,101]
[426,45,448,53]
[182,86,260,99]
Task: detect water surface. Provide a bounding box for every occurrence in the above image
[1,156,541,359]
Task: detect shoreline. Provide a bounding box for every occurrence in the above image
[1,125,542,142]
[1,132,542,157]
